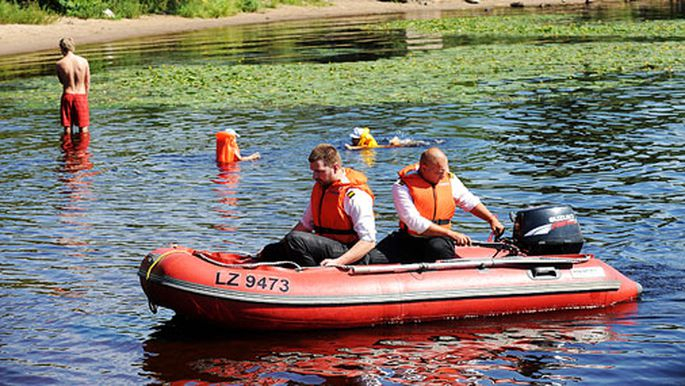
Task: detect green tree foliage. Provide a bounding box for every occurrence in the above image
[0,1,56,23]
[3,0,323,19]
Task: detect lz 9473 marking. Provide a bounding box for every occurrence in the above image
[215,272,290,292]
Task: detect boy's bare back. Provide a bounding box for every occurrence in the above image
[56,53,90,95]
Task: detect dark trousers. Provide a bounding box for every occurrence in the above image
[259,231,389,267]
[375,231,456,264]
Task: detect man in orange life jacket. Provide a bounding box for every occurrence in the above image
[376,147,505,263]
[258,144,388,267]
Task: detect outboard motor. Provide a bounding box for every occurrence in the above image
[512,205,584,255]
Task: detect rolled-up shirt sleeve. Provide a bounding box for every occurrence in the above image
[343,188,377,242]
[392,181,433,234]
[451,175,481,211]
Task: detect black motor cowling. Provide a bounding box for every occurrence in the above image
[512,205,584,255]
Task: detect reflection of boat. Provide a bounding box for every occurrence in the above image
[141,304,638,384]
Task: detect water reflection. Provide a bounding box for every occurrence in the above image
[55,132,98,258]
[491,72,685,203]
[0,16,409,81]
[60,130,91,155]
[142,304,637,384]
[1,2,684,384]
[405,30,444,52]
[358,148,377,167]
[211,162,241,233]
[2,0,684,80]
[57,133,93,217]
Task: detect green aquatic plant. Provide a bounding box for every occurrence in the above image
[380,14,685,41]
[2,14,684,110]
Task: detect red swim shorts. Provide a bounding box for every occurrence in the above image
[61,93,90,128]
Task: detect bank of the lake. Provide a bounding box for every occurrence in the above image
[0,0,595,56]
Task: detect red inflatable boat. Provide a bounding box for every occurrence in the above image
[138,206,641,330]
[138,245,639,330]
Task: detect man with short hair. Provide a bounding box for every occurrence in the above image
[377,147,505,263]
[56,37,90,136]
[258,144,387,267]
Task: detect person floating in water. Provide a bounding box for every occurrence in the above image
[350,127,379,148]
[216,129,260,163]
[345,127,428,150]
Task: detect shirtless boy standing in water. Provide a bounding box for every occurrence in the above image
[56,37,90,136]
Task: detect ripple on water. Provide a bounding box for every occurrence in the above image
[1,5,685,384]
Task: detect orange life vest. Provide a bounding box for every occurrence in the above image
[216,131,239,163]
[398,163,455,235]
[310,168,374,244]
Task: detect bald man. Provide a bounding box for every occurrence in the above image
[376,147,504,263]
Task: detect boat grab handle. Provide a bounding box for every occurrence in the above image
[529,266,560,280]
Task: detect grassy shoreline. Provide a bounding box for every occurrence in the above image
[0,0,325,24]
[0,1,57,23]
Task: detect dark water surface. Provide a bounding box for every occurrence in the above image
[1,1,685,385]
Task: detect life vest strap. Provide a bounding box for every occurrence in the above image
[313,226,357,235]
[400,219,451,232]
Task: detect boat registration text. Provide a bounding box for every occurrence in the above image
[215,271,290,292]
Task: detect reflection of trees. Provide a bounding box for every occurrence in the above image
[491,74,684,201]
[2,0,683,81]
[0,16,409,81]
[502,80,681,173]
[476,73,684,253]
[142,304,637,384]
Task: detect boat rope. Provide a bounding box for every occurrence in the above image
[471,241,521,257]
[145,248,194,280]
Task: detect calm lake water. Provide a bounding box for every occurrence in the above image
[1,1,685,385]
